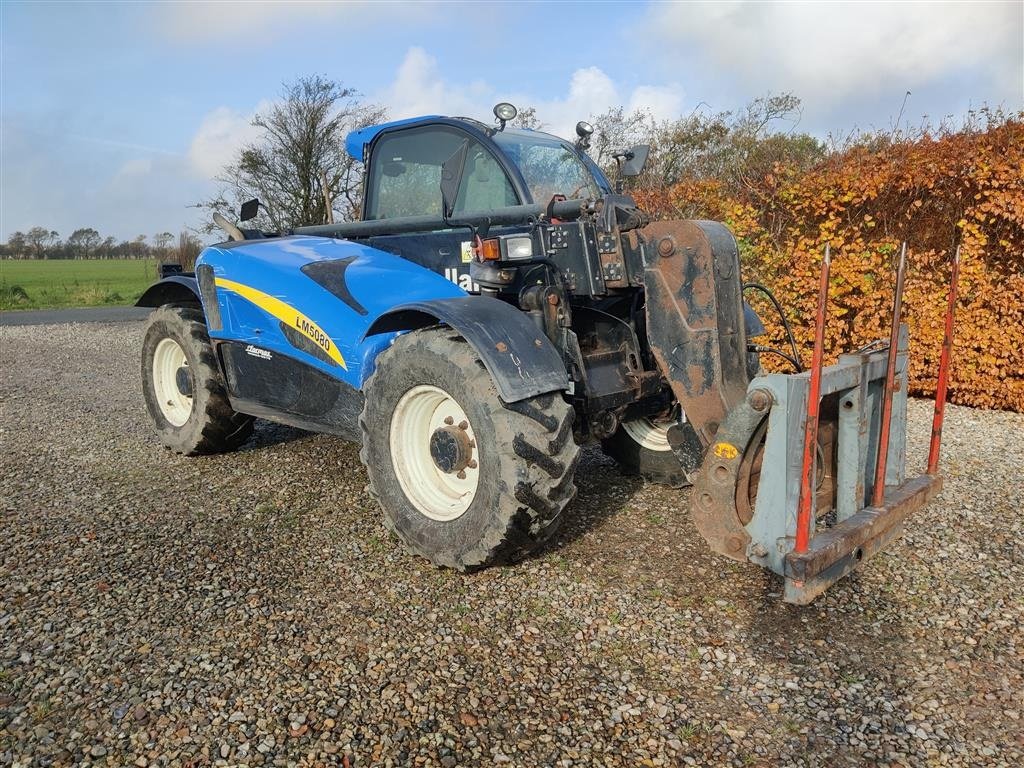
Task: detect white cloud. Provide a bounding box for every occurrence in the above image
[645,1,1023,107]
[516,68,685,138]
[376,47,490,121]
[376,48,686,140]
[159,1,437,43]
[556,67,620,119]
[187,104,266,178]
[626,84,686,123]
[185,49,686,181]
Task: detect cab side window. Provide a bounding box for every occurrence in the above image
[366,127,518,219]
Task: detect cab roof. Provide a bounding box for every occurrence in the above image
[344,116,443,161]
[344,115,556,162]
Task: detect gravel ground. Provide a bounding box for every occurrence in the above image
[1,321,1022,768]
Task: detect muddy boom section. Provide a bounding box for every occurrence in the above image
[632,216,955,603]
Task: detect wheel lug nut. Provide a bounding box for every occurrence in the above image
[456,470,467,480]
[467,459,477,469]
[458,420,468,430]
[444,416,454,425]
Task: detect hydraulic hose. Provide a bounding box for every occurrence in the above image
[743,282,803,372]
[750,344,802,372]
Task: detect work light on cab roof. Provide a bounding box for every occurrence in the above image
[575,120,594,150]
[493,102,517,131]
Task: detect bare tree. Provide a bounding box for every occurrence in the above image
[198,75,385,231]
[511,106,543,130]
[589,94,825,203]
[101,236,117,259]
[153,232,175,251]
[6,231,27,259]
[588,106,658,171]
[25,227,58,259]
[132,235,148,259]
[68,227,101,259]
[177,231,203,271]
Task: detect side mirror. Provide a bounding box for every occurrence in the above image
[240,198,260,222]
[620,145,650,178]
[440,140,469,219]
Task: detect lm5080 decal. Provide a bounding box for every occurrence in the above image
[214,277,347,370]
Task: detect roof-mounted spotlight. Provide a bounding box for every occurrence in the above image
[493,102,517,131]
[575,120,594,150]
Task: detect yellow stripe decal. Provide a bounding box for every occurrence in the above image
[214,277,346,370]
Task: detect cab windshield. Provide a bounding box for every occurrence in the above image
[493,131,604,204]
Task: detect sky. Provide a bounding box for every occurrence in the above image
[1,0,1021,242]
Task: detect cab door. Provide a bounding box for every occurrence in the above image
[360,125,524,292]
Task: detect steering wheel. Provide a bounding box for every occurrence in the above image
[213,212,245,242]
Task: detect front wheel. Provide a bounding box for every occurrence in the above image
[601,415,690,488]
[141,305,254,455]
[359,328,579,570]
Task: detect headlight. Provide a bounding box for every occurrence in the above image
[502,236,534,260]
[476,234,535,261]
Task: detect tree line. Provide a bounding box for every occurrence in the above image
[1,227,203,263]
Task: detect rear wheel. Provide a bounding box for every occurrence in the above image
[360,328,579,570]
[141,305,254,455]
[602,414,689,488]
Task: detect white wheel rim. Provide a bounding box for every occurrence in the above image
[622,417,673,452]
[389,384,480,521]
[152,338,193,427]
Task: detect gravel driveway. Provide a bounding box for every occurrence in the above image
[2,321,1021,767]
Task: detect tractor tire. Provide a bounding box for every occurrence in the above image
[601,417,690,488]
[141,305,254,455]
[359,327,579,571]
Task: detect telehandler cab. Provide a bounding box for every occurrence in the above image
[138,103,958,603]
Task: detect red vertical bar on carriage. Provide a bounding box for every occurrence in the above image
[927,246,961,475]
[795,244,831,554]
[872,242,908,507]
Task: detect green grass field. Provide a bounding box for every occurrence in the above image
[0,259,160,311]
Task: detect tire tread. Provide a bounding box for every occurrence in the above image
[359,328,579,571]
[142,305,254,456]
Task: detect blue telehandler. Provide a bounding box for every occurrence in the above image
[138,104,955,603]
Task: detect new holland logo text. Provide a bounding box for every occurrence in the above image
[444,268,480,292]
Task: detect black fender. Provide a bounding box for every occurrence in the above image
[364,296,570,403]
[136,275,201,308]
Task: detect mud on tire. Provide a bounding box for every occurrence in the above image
[141,305,254,455]
[359,328,579,570]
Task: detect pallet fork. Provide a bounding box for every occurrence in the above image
[692,244,961,603]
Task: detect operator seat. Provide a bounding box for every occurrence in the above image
[459,151,516,211]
